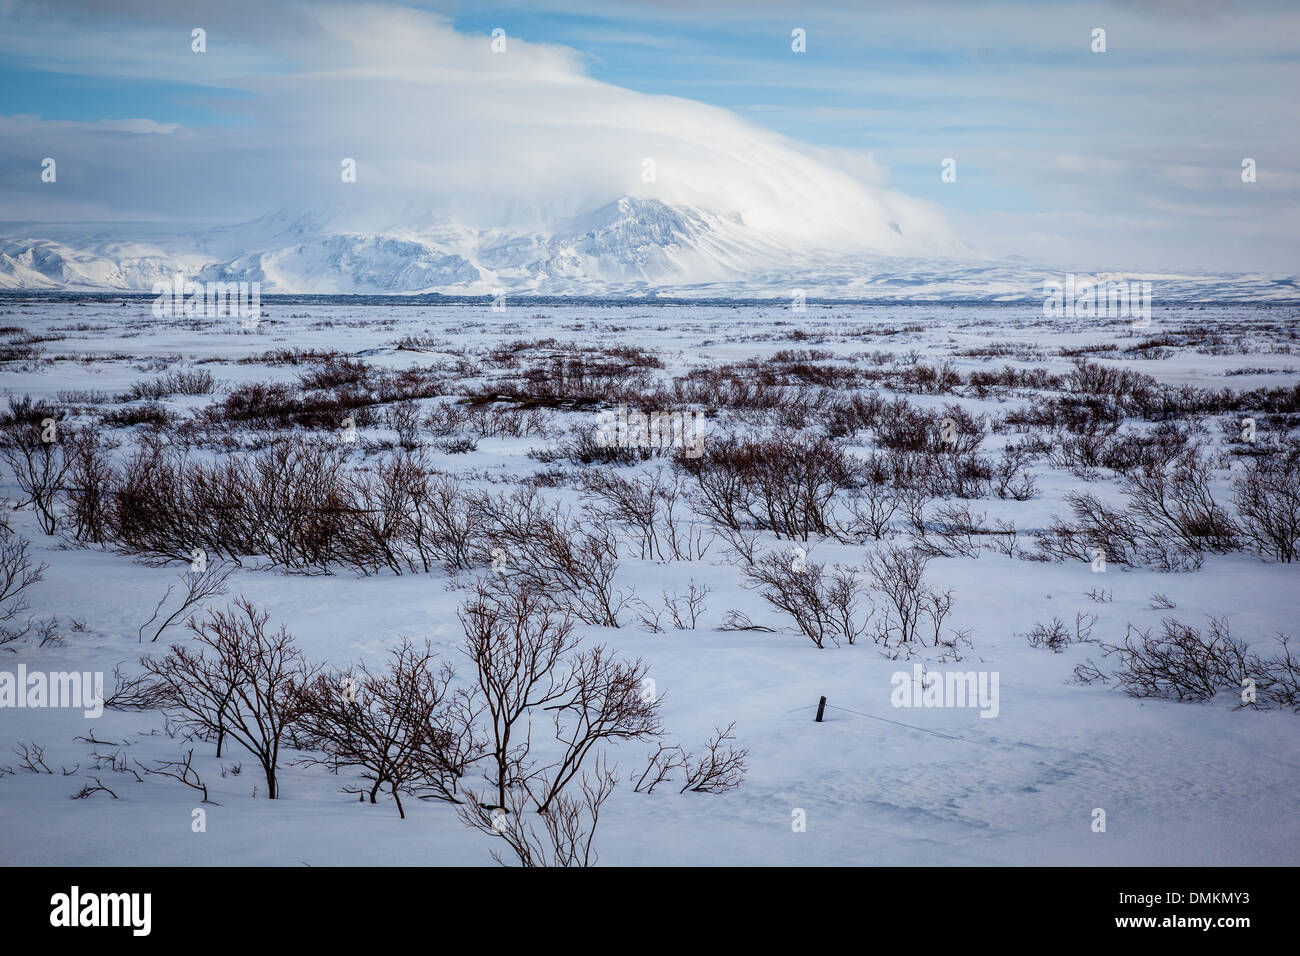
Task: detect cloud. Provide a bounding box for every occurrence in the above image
[1,0,1296,271]
[0,0,960,257]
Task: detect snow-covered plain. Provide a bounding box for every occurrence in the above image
[1,297,1298,866]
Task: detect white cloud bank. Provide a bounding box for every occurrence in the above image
[0,1,963,259]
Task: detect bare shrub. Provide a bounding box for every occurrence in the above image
[129,368,217,399]
[897,485,930,539]
[423,401,469,436]
[458,581,581,810]
[674,439,750,533]
[143,598,313,798]
[1039,450,1239,570]
[1100,423,1194,476]
[83,438,613,588]
[1233,451,1300,562]
[458,580,661,818]
[679,723,749,793]
[98,402,173,430]
[384,400,423,450]
[1122,451,1237,555]
[1071,658,1109,686]
[993,443,1039,500]
[826,391,885,437]
[457,760,617,867]
[718,609,775,632]
[102,436,352,572]
[30,615,60,648]
[537,420,655,466]
[874,398,984,456]
[479,489,627,626]
[866,544,955,648]
[104,663,169,711]
[836,460,901,540]
[1260,635,1300,711]
[535,645,660,813]
[96,438,195,564]
[136,565,232,643]
[1034,489,1203,571]
[1026,617,1071,652]
[63,431,115,545]
[233,439,351,571]
[204,378,377,432]
[434,435,478,455]
[1103,617,1252,702]
[463,402,551,439]
[662,580,710,629]
[70,778,118,800]
[922,450,994,500]
[631,742,685,793]
[298,357,370,391]
[1025,612,1097,652]
[137,748,217,804]
[336,455,420,575]
[297,639,484,816]
[675,431,854,541]
[916,501,985,559]
[743,551,869,648]
[0,525,45,647]
[988,517,1020,558]
[1048,431,1108,477]
[580,467,711,561]
[714,524,761,566]
[631,725,749,795]
[413,473,485,572]
[0,397,74,534]
[631,598,663,633]
[342,458,484,573]
[14,741,52,773]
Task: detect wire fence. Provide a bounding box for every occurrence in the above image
[787,700,971,742]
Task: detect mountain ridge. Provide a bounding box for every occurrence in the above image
[0,197,1294,302]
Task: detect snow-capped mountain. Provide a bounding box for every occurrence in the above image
[0,197,796,294]
[0,197,1296,301]
[197,235,479,295]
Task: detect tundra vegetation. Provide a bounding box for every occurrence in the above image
[2,302,1298,864]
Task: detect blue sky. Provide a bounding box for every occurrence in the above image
[0,3,1122,204]
[1,0,1297,271]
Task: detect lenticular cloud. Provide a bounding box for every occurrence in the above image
[1,1,961,258]
[264,4,961,255]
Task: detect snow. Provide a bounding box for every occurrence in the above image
[3,206,1299,302]
[0,298,1298,866]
